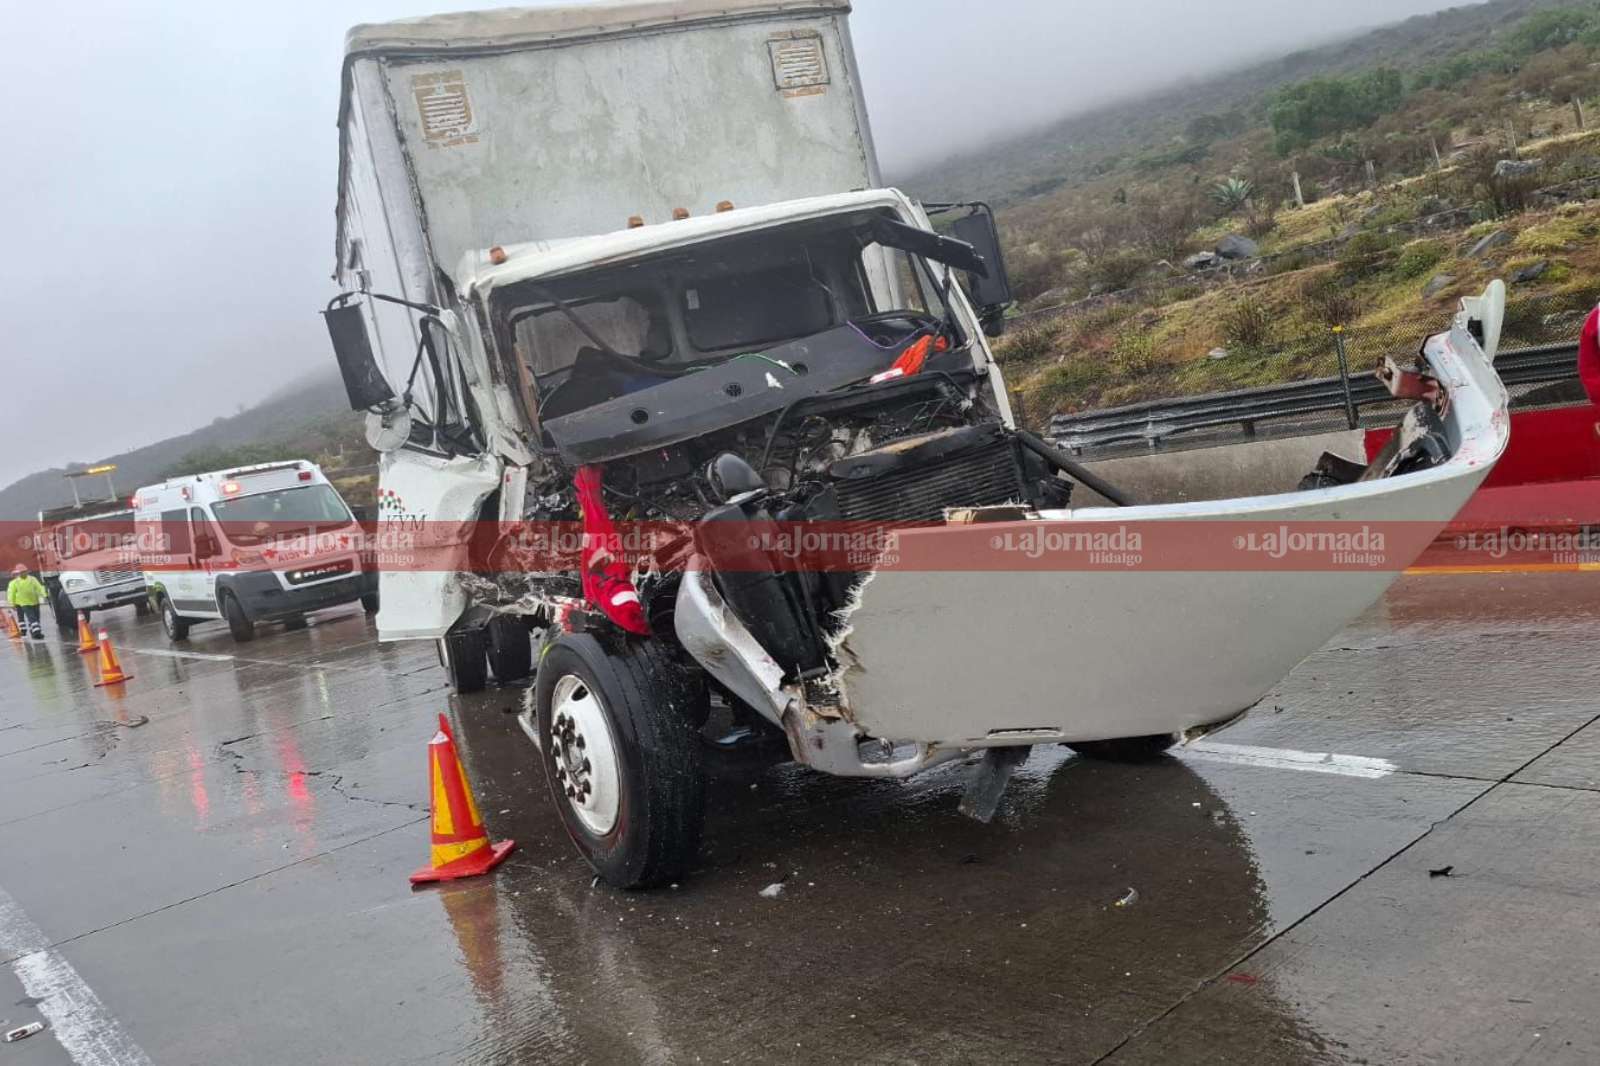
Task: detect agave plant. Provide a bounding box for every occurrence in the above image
[1211,177,1255,213]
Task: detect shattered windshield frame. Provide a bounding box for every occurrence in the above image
[491,210,971,427]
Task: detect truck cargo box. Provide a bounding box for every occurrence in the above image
[336,0,875,302]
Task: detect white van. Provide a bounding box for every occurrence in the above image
[133,461,377,643]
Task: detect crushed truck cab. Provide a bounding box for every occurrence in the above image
[323,1,1508,888]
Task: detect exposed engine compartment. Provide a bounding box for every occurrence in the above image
[487,369,1070,685]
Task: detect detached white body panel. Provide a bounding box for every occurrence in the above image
[836,320,1508,751]
[372,449,503,640]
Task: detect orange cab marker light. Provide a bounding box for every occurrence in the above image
[488,245,508,265]
[627,215,645,229]
[715,200,735,213]
[672,207,690,220]
[221,480,242,496]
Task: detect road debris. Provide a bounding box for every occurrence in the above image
[4,1022,46,1042]
[1429,865,1455,878]
[1225,973,1260,986]
[759,882,786,899]
[1114,887,1140,908]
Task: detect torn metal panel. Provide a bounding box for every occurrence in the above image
[830,313,1509,751]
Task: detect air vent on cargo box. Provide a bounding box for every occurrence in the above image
[412,70,479,147]
[768,32,829,96]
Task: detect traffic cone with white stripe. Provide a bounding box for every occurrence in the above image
[75,612,99,653]
[411,714,514,885]
[92,630,132,687]
[4,611,20,642]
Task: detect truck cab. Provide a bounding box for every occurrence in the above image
[35,502,147,632]
[133,461,378,643]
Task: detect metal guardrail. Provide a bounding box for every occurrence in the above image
[1047,342,1582,457]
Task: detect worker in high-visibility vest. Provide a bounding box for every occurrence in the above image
[7,564,47,640]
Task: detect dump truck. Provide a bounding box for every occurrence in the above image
[322,0,1510,887]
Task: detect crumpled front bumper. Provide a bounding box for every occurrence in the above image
[675,302,1510,779]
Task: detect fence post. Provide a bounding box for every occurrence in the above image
[1331,325,1358,430]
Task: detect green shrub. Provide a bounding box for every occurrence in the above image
[1392,240,1447,279]
[1268,67,1405,155]
[1221,294,1277,353]
[1300,271,1362,327]
[995,320,1063,366]
[1087,250,1149,292]
[1337,230,1398,276]
[1111,329,1164,376]
[1031,357,1107,411]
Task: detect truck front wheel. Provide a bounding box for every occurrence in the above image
[535,634,706,889]
[50,586,77,633]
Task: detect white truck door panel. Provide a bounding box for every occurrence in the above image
[375,449,502,640]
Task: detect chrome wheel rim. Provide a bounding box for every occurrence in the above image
[549,674,621,836]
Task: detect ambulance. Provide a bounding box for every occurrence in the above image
[133,461,377,642]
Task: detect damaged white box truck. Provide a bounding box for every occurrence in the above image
[325,0,1510,887]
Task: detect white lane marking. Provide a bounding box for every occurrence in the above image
[1181,740,1397,779]
[125,647,235,662]
[0,886,153,1066]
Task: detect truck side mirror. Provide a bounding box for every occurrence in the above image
[949,206,1014,338]
[194,532,219,561]
[322,301,396,411]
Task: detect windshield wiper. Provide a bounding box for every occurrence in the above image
[522,283,630,361]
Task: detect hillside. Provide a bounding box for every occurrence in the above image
[906,0,1561,208]
[0,373,370,521]
[896,0,1600,422]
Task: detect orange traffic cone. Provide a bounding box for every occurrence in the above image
[92,630,132,687]
[4,611,20,641]
[75,612,99,653]
[411,714,514,885]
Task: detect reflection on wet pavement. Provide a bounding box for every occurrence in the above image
[0,575,1596,1063]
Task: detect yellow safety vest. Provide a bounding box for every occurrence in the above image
[7,576,46,607]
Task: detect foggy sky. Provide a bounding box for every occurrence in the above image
[0,0,1470,491]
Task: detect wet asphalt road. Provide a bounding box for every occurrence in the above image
[0,573,1597,1064]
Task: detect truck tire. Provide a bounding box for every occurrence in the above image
[1066,733,1178,763]
[361,592,380,614]
[134,598,152,618]
[222,592,256,643]
[284,616,309,631]
[487,615,533,683]
[50,586,78,633]
[160,596,191,642]
[535,634,706,889]
[441,628,489,693]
